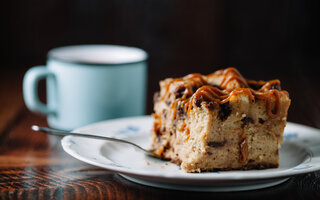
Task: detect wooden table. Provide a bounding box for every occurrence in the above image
[1,70,320,200]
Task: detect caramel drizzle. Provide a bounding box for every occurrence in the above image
[161,73,206,101]
[239,137,248,163]
[185,128,190,141]
[186,85,281,119]
[255,89,281,118]
[178,122,187,132]
[164,68,285,120]
[247,79,281,92]
[152,113,161,134]
[168,74,207,120]
[217,67,248,88]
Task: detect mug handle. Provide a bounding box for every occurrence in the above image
[23,66,56,115]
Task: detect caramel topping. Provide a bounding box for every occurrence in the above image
[161,67,288,120]
[152,113,161,135]
[161,73,206,101]
[248,79,281,92]
[157,148,164,156]
[255,89,281,118]
[170,100,178,120]
[186,127,190,135]
[214,67,248,89]
[185,128,190,141]
[178,123,187,132]
[185,134,190,142]
[239,137,248,163]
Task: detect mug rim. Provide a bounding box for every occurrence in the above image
[47,44,148,66]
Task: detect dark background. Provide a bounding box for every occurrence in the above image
[1,0,319,128]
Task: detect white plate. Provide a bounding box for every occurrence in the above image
[61,116,320,192]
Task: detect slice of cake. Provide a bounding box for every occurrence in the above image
[150,67,291,172]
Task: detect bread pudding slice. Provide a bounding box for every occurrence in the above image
[150,67,291,172]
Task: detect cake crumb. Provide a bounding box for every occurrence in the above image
[146,161,150,166]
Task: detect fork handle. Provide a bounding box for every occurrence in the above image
[31,125,147,153]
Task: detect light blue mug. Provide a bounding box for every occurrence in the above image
[23,45,148,130]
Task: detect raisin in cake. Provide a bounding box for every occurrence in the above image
[150,67,291,172]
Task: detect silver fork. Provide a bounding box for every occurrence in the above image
[31,125,161,159]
